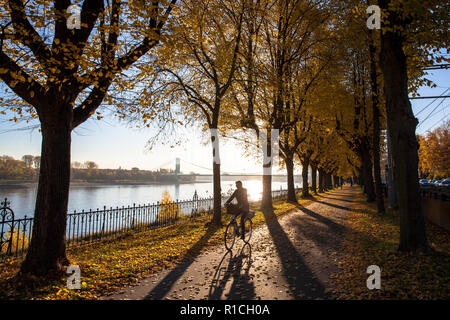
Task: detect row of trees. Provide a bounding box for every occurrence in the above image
[418,120,450,179]
[0,155,39,180]
[0,0,447,275]
[134,0,447,252]
[71,165,193,182]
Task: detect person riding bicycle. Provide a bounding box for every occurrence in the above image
[225,181,249,239]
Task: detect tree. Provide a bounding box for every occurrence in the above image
[296,146,313,197]
[32,156,41,170]
[367,29,385,214]
[295,116,328,197]
[158,190,180,224]
[21,154,34,168]
[84,161,98,170]
[345,1,386,211]
[0,0,177,275]
[418,120,450,178]
[147,0,244,225]
[0,154,35,179]
[221,0,337,207]
[332,24,377,202]
[249,0,334,207]
[377,0,448,252]
[71,161,82,169]
[219,0,275,210]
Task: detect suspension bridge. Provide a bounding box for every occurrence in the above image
[151,158,299,181]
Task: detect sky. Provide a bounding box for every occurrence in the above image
[0,107,278,174]
[411,68,450,134]
[0,68,448,174]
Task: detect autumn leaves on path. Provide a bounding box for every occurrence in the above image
[107,187,357,300]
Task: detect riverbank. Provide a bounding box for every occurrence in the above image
[0,180,210,189]
[0,175,304,188]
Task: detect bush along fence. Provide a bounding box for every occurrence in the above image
[0,186,301,260]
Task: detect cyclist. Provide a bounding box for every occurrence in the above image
[225,181,249,239]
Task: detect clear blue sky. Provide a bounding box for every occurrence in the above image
[412,68,450,134]
[0,69,448,173]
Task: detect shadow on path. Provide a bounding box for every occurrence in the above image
[310,199,359,213]
[261,208,327,299]
[295,203,348,233]
[208,243,255,300]
[321,195,361,204]
[144,223,220,300]
[290,188,378,261]
[289,203,348,251]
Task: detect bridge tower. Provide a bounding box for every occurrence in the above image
[175,158,180,176]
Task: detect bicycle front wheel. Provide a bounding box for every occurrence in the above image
[224,222,237,250]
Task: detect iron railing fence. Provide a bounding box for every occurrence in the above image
[0,186,301,260]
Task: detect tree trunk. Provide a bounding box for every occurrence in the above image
[318,169,324,193]
[261,173,273,210]
[311,164,317,194]
[302,158,310,197]
[285,155,297,202]
[21,116,71,276]
[372,111,385,210]
[211,161,222,225]
[358,170,364,187]
[369,31,386,214]
[261,131,273,210]
[386,132,398,208]
[326,173,332,190]
[360,147,376,202]
[379,0,430,251]
[210,132,222,225]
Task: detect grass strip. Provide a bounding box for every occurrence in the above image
[331,190,450,299]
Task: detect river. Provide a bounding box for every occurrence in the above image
[0,176,303,219]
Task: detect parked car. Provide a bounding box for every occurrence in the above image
[433,180,442,186]
[419,179,429,186]
[438,179,450,187]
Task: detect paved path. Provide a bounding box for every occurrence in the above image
[104,186,356,300]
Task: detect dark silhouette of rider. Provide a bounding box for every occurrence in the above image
[225,181,249,239]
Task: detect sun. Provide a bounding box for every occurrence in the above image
[243,180,263,201]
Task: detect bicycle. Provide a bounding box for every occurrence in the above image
[224,205,254,250]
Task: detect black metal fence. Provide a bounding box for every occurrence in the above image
[419,186,449,201]
[0,186,300,260]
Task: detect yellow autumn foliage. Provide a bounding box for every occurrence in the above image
[157,190,181,223]
[1,228,28,254]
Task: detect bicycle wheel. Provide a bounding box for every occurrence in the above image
[243,218,252,243]
[224,222,237,250]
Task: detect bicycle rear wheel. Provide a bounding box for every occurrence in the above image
[243,218,252,243]
[224,222,237,250]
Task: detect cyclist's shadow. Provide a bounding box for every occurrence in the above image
[208,243,256,300]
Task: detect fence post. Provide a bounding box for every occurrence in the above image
[21,215,27,255]
[156,201,160,226]
[102,206,106,236]
[192,191,198,217]
[0,198,14,255]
